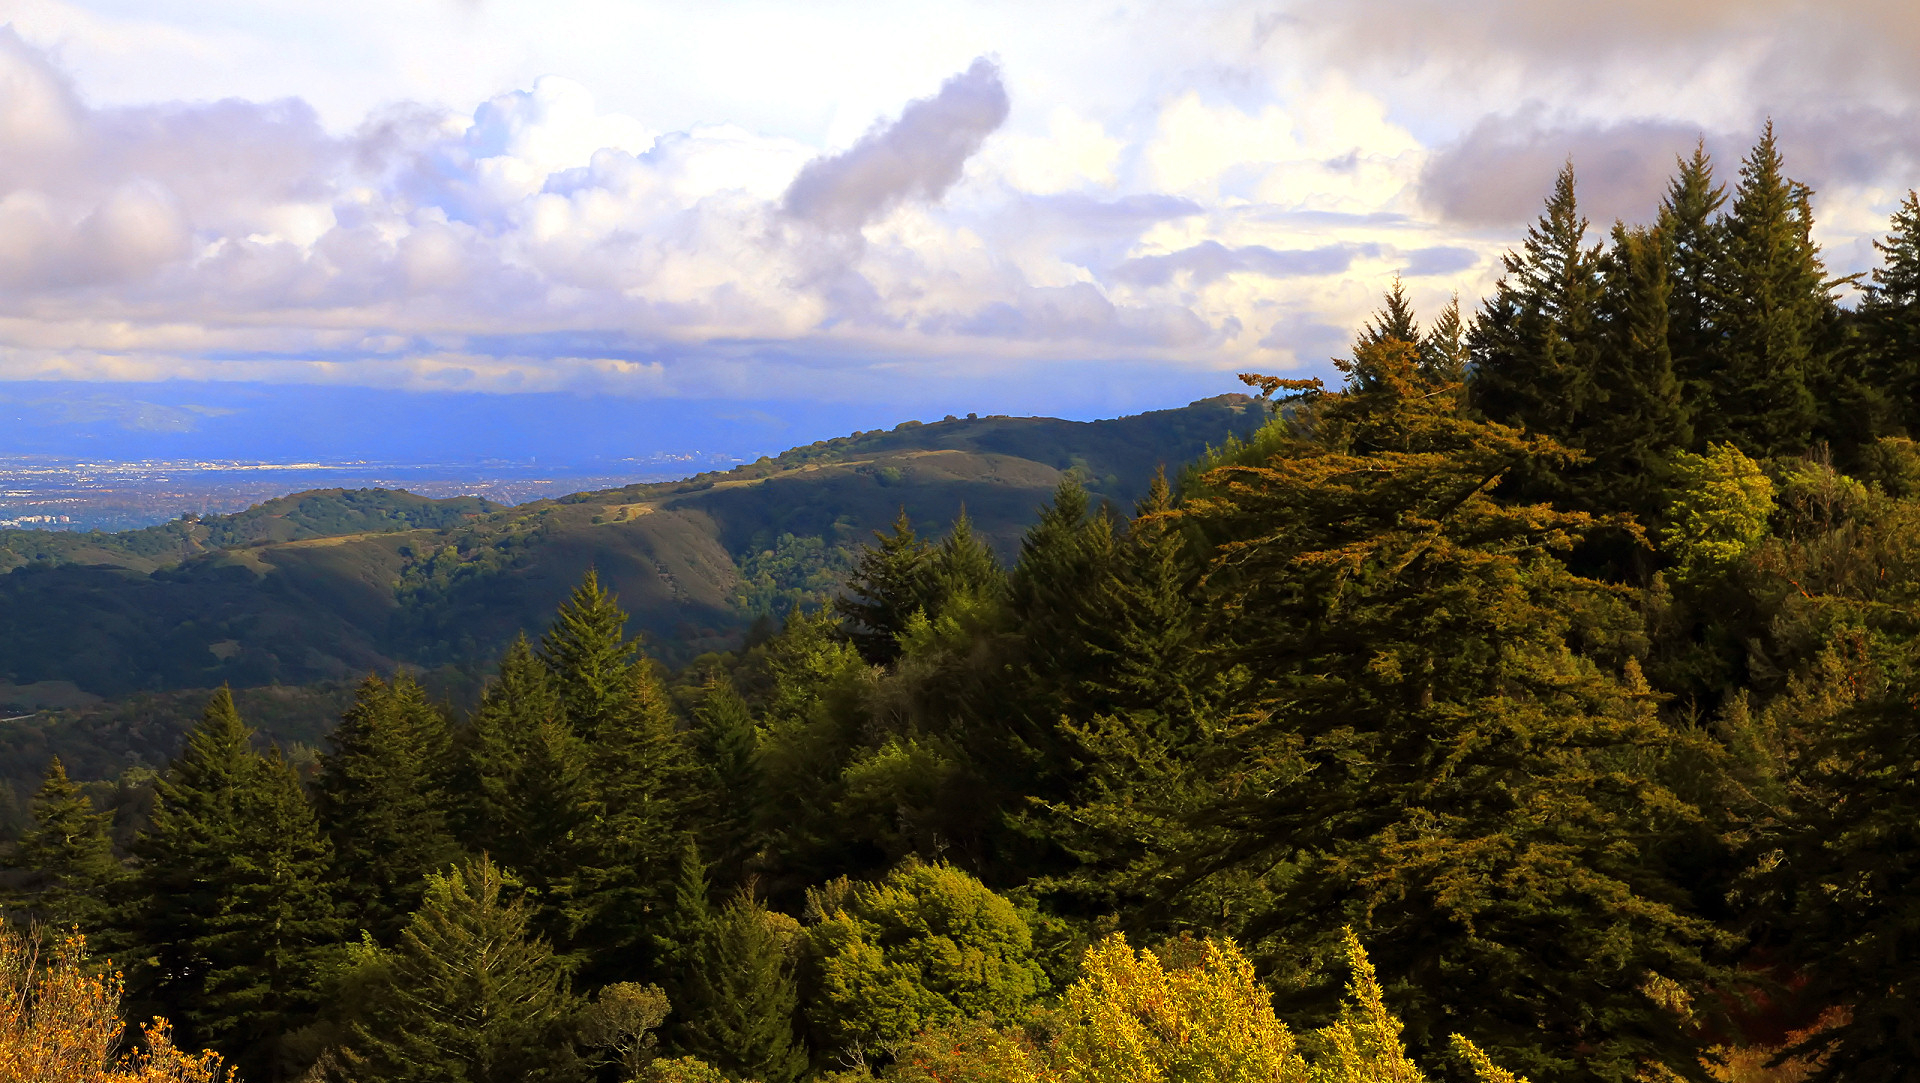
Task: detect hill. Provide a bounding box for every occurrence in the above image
[0,395,1266,704]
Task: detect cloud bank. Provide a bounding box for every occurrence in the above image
[0,0,1914,406]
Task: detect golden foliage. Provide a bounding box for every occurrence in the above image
[0,925,230,1083]
[885,930,1528,1083]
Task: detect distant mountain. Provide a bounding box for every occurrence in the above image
[0,396,1266,702]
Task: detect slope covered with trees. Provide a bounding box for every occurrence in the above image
[8,130,1920,1083]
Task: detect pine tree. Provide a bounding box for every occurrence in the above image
[456,634,592,889]
[1184,341,1723,1083]
[836,509,933,664]
[1861,190,1920,437]
[677,889,807,1083]
[690,675,760,880]
[198,749,341,1070]
[13,757,122,931]
[317,673,460,942]
[1660,141,1728,411]
[344,856,582,1083]
[1355,277,1420,354]
[924,508,1005,614]
[121,690,341,1074]
[1582,221,1692,520]
[540,569,637,741]
[1710,123,1831,457]
[1420,294,1469,385]
[1469,162,1604,442]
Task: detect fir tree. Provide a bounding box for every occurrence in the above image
[1355,277,1421,354]
[122,690,341,1075]
[1469,161,1604,442]
[1660,141,1728,410]
[1420,294,1469,385]
[344,856,582,1083]
[1583,221,1692,521]
[690,674,760,880]
[13,757,122,931]
[1861,190,1920,437]
[836,509,933,663]
[1709,123,1831,457]
[540,569,637,741]
[923,508,1005,615]
[199,748,341,1072]
[677,889,807,1083]
[317,673,460,942]
[1186,341,1723,1083]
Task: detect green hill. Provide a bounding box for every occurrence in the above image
[0,396,1265,702]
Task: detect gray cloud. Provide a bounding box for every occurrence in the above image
[782,57,1010,232]
[1110,241,1367,288]
[1420,114,1708,228]
[1400,245,1479,277]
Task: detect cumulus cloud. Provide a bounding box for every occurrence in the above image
[782,57,1010,233]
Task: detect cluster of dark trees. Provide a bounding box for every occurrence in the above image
[9,125,1920,1083]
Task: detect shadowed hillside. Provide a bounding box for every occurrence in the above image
[0,395,1265,700]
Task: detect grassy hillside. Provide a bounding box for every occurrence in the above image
[0,395,1265,702]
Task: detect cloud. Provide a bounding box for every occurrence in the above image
[1111,241,1365,288]
[782,57,1010,232]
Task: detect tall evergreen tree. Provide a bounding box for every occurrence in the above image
[344,856,582,1083]
[456,634,591,888]
[121,689,340,1076]
[1660,141,1728,410]
[1709,123,1832,457]
[1582,221,1692,520]
[13,757,122,931]
[540,569,637,741]
[1861,190,1920,437]
[1356,277,1421,354]
[836,509,933,664]
[317,673,460,943]
[1420,294,1469,385]
[677,889,807,1083]
[1185,340,1722,1083]
[923,508,1005,614]
[690,674,760,880]
[1469,162,1604,442]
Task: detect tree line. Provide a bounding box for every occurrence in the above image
[8,125,1920,1082]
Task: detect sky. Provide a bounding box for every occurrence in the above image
[0,0,1916,462]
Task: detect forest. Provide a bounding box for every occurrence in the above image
[6,124,1920,1083]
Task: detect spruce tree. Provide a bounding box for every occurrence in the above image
[923,508,1004,615]
[690,674,760,880]
[1660,142,1728,411]
[456,634,591,888]
[836,509,933,663]
[122,689,341,1074]
[345,856,582,1083]
[199,748,341,1070]
[1710,123,1831,457]
[1420,294,1469,385]
[1583,221,1692,520]
[677,889,807,1083]
[14,757,122,931]
[1355,277,1420,354]
[1185,341,1722,1083]
[540,569,637,741]
[317,673,460,942]
[1861,190,1920,437]
[1469,162,1604,442]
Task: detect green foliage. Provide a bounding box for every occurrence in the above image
[1664,443,1776,584]
[9,757,123,930]
[317,672,460,942]
[119,688,342,1073]
[732,533,856,618]
[1185,342,1721,1083]
[677,890,808,1083]
[802,861,1047,1063]
[343,856,582,1083]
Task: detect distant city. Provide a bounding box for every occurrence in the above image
[0,452,748,532]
